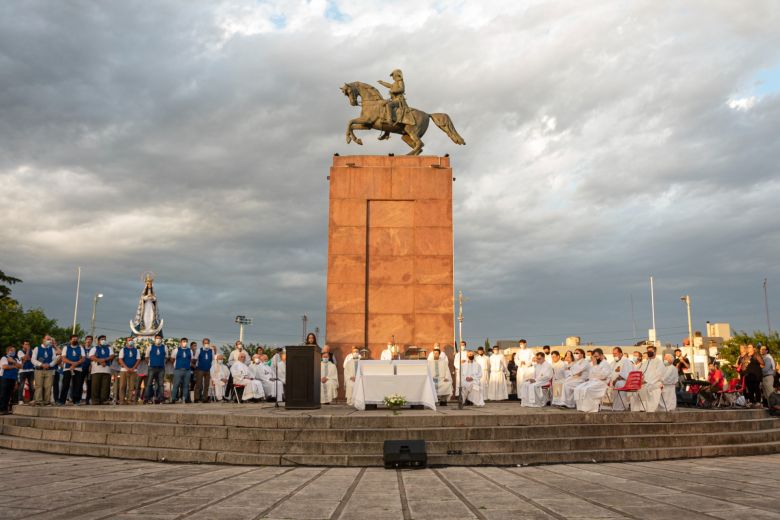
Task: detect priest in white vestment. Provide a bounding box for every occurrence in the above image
[227,341,249,367]
[559,349,590,408]
[550,351,566,404]
[474,347,490,396]
[427,345,452,405]
[251,354,277,399]
[486,346,509,401]
[659,353,678,411]
[519,352,554,407]
[574,349,611,413]
[380,343,395,361]
[343,346,361,406]
[274,353,286,402]
[631,347,664,412]
[320,353,338,404]
[460,352,484,407]
[514,340,533,385]
[230,353,265,401]
[210,355,230,401]
[453,341,468,395]
[610,347,635,411]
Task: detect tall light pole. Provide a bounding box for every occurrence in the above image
[235,315,252,343]
[680,295,697,378]
[72,266,81,335]
[650,276,658,346]
[90,293,103,337]
[764,278,772,334]
[301,314,308,344]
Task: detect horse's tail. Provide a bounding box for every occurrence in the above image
[431,113,466,145]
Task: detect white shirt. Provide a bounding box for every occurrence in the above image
[31,345,60,368]
[0,355,19,377]
[89,346,115,375]
[118,347,141,372]
[16,349,33,373]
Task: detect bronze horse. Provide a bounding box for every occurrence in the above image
[341,82,465,155]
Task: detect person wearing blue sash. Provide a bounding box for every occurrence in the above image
[0,345,22,414]
[144,334,168,404]
[80,335,93,404]
[170,338,192,404]
[118,339,140,405]
[31,335,59,405]
[193,338,213,403]
[58,335,86,405]
[16,340,35,404]
[89,335,114,405]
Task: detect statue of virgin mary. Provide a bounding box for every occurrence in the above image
[130,272,164,336]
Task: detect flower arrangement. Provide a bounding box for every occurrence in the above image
[383,394,407,409]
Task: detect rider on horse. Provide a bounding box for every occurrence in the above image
[378,69,415,127]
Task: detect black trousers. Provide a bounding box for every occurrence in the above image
[18,371,34,402]
[0,378,16,412]
[745,373,762,404]
[59,370,82,404]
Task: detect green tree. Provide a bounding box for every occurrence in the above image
[719,330,779,380]
[0,269,22,307]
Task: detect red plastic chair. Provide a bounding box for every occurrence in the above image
[714,378,744,408]
[231,383,245,404]
[616,371,644,411]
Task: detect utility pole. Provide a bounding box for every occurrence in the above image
[90,293,103,337]
[301,314,308,344]
[235,315,252,343]
[764,278,772,334]
[680,295,698,378]
[72,266,81,335]
[650,276,658,346]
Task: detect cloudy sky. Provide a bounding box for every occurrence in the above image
[1,0,779,347]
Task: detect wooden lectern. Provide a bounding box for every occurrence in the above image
[285,345,321,409]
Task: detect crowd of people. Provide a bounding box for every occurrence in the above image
[0,333,287,413]
[1,333,779,417]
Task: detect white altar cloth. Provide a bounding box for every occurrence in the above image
[352,360,437,411]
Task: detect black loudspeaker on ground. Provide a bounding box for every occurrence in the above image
[383,439,427,469]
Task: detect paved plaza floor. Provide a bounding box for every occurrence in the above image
[0,449,778,519]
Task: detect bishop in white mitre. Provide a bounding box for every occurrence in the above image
[460,352,485,407]
[474,347,490,396]
[610,347,635,411]
[631,347,664,412]
[427,345,452,405]
[209,354,230,401]
[320,352,338,404]
[487,346,509,401]
[659,353,678,411]
[230,353,265,401]
[550,351,566,403]
[558,349,590,408]
[519,352,553,407]
[574,349,612,413]
[343,346,361,406]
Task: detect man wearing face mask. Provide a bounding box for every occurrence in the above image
[57,335,86,405]
[574,348,611,413]
[170,338,193,404]
[89,335,115,405]
[659,353,678,411]
[253,354,276,400]
[558,348,590,408]
[343,346,361,406]
[0,345,22,414]
[32,335,58,405]
[610,347,635,411]
[460,351,484,406]
[193,338,213,403]
[631,346,664,412]
[143,334,168,404]
[210,354,230,401]
[519,352,553,407]
[320,352,338,404]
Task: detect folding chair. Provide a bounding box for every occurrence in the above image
[714,378,743,408]
[616,371,644,411]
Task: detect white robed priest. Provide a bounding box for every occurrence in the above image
[227,340,249,368]
[320,351,338,404]
[631,346,664,412]
[550,351,566,404]
[230,352,265,401]
[475,347,490,396]
[460,350,485,407]
[574,349,611,413]
[274,352,286,402]
[343,346,361,406]
[452,341,468,395]
[427,344,452,405]
[487,345,509,401]
[514,339,534,385]
[380,343,395,361]
[610,347,635,411]
[557,348,590,408]
[659,353,678,411]
[519,352,553,407]
[209,354,230,401]
[250,354,277,399]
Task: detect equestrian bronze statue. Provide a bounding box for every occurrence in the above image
[341,70,465,155]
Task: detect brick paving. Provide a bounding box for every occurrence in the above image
[1,449,779,519]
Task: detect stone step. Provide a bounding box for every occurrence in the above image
[1,433,778,467]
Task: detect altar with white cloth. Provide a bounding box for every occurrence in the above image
[351,360,438,411]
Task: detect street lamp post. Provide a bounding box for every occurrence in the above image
[90,293,103,337]
[301,315,308,344]
[680,295,698,378]
[235,315,253,343]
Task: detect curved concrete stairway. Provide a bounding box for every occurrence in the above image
[1,405,778,466]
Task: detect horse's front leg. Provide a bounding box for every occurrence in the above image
[346,119,370,145]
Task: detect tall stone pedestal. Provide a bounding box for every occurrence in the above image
[326,155,455,370]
